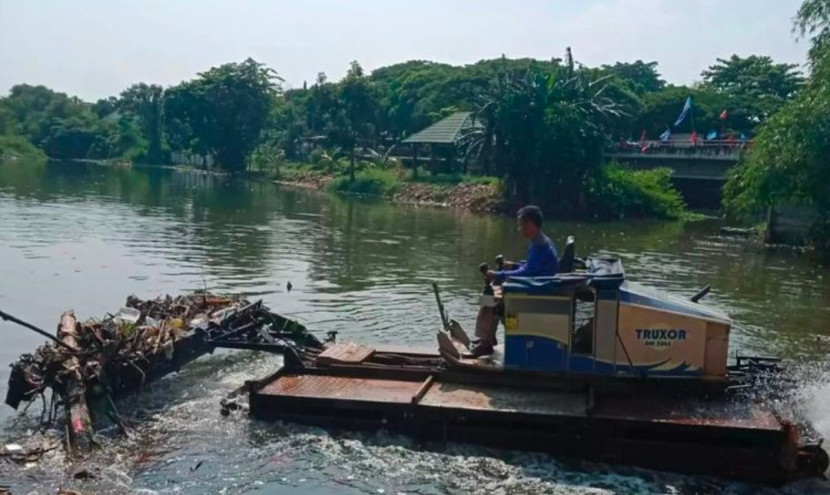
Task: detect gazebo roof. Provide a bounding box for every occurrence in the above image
[402,112,481,145]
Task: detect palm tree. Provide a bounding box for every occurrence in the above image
[335,61,380,182]
[459,48,620,208]
[318,146,341,174]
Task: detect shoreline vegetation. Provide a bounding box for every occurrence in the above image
[265,160,689,220]
[1,0,828,253]
[0,135,46,163]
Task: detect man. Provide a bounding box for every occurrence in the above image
[487,205,559,282]
[472,205,559,357]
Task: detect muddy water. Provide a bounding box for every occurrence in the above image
[0,161,828,494]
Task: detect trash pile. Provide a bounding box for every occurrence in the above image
[4,291,247,454]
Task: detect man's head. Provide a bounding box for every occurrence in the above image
[516,205,543,239]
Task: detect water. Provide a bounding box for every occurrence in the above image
[0,161,828,494]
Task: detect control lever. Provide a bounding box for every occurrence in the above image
[690,285,711,303]
[495,254,505,271]
[478,263,494,296]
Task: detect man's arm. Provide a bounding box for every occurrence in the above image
[495,248,542,281]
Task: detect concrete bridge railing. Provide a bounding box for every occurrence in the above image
[604,141,749,208]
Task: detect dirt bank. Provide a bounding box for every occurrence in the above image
[274,172,507,214]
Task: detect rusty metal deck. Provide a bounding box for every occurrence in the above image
[592,396,782,431]
[260,374,421,403]
[249,366,798,484]
[419,381,586,416]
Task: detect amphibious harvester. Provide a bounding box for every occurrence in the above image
[241,239,829,485]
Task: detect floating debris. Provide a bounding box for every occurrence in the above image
[0,441,59,464]
[4,291,247,455]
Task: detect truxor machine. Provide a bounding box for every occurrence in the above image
[5,239,827,484]
[244,239,828,484]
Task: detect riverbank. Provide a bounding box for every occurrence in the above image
[270,164,508,214]
[41,159,686,220]
[0,136,47,163]
[266,161,694,222]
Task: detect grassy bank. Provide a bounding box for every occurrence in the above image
[267,160,688,220]
[0,136,47,163]
[267,161,505,213]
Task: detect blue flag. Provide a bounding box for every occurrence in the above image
[706,130,718,140]
[673,97,692,127]
[659,128,671,141]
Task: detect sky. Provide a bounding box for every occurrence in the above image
[0,0,810,102]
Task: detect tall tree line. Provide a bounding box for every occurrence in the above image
[0,48,806,180]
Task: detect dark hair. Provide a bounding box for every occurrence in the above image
[517,205,543,228]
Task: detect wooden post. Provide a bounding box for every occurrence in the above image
[57,311,95,454]
[412,144,419,180]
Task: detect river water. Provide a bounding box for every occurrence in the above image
[0,161,828,494]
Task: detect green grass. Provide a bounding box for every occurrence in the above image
[326,168,402,196]
[0,135,47,163]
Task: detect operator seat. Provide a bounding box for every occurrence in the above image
[558,236,576,273]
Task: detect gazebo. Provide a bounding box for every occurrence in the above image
[401,112,482,175]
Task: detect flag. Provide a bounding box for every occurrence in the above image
[719,109,728,120]
[706,130,718,140]
[673,97,692,127]
[659,128,671,142]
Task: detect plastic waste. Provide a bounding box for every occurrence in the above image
[114,307,141,324]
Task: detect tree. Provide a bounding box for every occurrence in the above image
[331,61,379,182]
[318,146,342,174]
[795,0,830,63]
[119,83,165,164]
[0,104,17,135]
[461,50,619,211]
[700,55,804,125]
[305,72,338,136]
[601,60,666,95]
[0,84,124,160]
[164,58,282,172]
[724,0,830,255]
[92,97,119,118]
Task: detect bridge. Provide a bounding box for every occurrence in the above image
[605,140,748,209]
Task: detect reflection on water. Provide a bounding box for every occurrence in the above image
[0,161,828,494]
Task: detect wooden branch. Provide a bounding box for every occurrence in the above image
[58,311,95,455]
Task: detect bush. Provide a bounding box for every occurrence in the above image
[0,135,47,162]
[327,168,401,196]
[586,163,687,220]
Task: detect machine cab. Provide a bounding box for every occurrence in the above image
[498,245,732,380]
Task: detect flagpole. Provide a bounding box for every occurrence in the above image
[690,98,695,133]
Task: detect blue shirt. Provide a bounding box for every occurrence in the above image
[496,232,559,281]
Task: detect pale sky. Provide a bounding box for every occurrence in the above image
[0,0,810,102]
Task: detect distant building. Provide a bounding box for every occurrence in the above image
[400,112,483,175]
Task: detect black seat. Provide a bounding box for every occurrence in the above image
[558,236,575,273]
